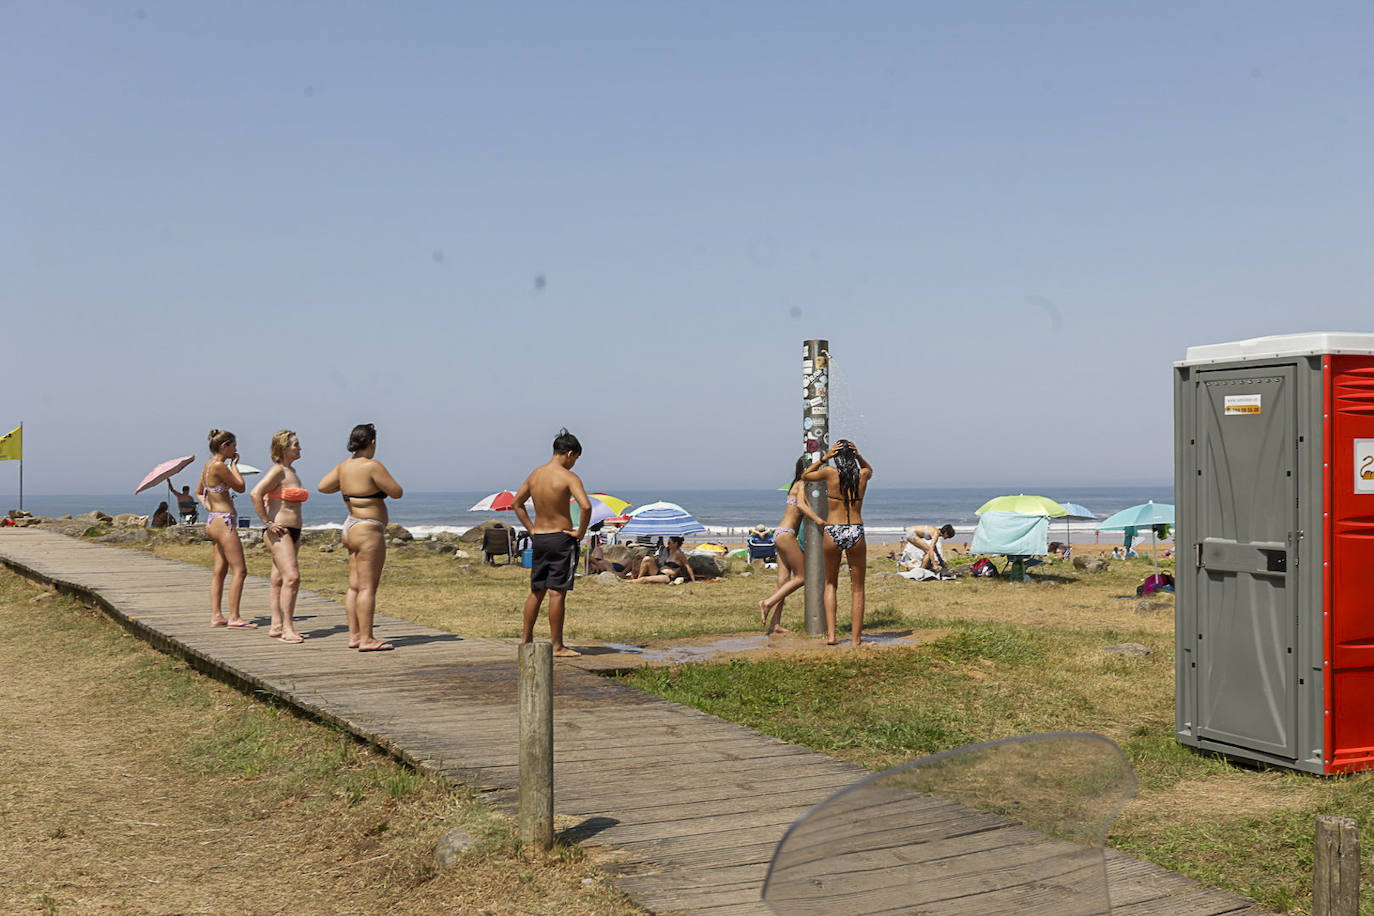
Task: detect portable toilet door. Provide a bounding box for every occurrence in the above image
[1176,332,1374,775]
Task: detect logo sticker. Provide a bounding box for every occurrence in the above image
[1356,440,1374,493]
[1224,394,1262,416]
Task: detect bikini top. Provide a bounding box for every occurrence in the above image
[204,483,229,494]
[343,491,386,500]
[267,487,309,502]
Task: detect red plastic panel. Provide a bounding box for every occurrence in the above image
[1326,356,1374,772]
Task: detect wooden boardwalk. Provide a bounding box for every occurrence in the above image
[0,529,1268,915]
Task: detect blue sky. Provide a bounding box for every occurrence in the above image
[4,2,1373,496]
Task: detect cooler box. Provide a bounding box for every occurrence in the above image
[1175,332,1374,774]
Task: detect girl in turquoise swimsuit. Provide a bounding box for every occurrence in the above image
[758,456,827,634]
[198,428,255,628]
[803,439,874,646]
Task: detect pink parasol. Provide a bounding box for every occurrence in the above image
[134,455,196,495]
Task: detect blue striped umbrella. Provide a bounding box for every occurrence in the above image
[1053,501,1097,549]
[618,501,706,539]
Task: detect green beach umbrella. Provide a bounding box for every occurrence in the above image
[975,494,1069,517]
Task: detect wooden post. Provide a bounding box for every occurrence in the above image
[518,641,553,851]
[1314,814,1359,916]
[802,340,829,637]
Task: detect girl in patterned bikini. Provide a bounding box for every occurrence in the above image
[197,428,255,628]
[250,430,308,643]
[317,423,404,651]
[803,439,874,647]
[757,456,828,635]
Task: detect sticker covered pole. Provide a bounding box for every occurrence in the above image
[802,340,829,637]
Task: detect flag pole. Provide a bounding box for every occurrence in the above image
[17,421,22,512]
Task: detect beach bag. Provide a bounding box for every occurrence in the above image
[969,558,998,578]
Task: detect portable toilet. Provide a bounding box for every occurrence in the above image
[1174,332,1374,774]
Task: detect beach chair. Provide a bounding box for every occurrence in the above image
[746,533,777,563]
[482,525,515,565]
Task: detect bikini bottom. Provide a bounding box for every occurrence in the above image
[342,516,386,541]
[825,524,865,550]
[207,512,237,532]
[269,525,302,544]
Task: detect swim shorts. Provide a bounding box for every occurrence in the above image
[531,532,579,592]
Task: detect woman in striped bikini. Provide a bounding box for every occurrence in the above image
[803,439,874,646]
[197,428,254,628]
[317,423,403,651]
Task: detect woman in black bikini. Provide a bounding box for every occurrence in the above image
[758,456,828,634]
[317,423,403,651]
[803,439,873,646]
[250,430,308,644]
[197,428,254,628]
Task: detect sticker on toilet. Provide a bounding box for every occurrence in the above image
[1356,440,1374,493]
[1224,394,1262,416]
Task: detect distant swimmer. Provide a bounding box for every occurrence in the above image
[251,430,308,644]
[198,429,254,628]
[757,456,827,635]
[513,428,592,658]
[318,423,403,652]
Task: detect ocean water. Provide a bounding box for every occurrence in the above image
[14,485,1173,542]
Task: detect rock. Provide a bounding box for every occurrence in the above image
[160,526,209,544]
[112,513,146,528]
[460,519,517,544]
[386,524,413,542]
[75,511,113,525]
[433,826,477,870]
[596,571,620,584]
[1135,599,1172,614]
[453,549,471,559]
[1103,642,1151,658]
[28,588,59,604]
[1073,556,1109,573]
[12,516,39,527]
[58,514,72,520]
[240,529,264,546]
[7,509,32,519]
[318,544,335,553]
[687,555,728,579]
[96,528,149,544]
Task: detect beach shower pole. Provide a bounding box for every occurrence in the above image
[802,340,830,637]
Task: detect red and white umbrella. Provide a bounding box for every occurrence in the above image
[134,455,196,495]
[469,490,529,512]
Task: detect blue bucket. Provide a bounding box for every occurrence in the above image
[521,547,533,568]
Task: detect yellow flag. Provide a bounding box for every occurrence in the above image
[0,425,21,461]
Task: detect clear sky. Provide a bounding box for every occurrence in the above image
[4,2,1373,496]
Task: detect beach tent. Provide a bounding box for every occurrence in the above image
[970,511,1050,558]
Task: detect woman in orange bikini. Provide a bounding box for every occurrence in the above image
[250,430,308,643]
[758,456,827,635]
[803,439,874,646]
[197,428,255,628]
[317,423,403,651]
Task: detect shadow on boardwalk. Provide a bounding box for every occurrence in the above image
[0,530,1268,915]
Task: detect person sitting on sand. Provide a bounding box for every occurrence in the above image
[804,439,873,647]
[513,428,592,658]
[899,524,955,572]
[318,423,404,652]
[198,428,253,628]
[757,456,827,634]
[149,501,176,529]
[250,430,308,644]
[631,536,696,585]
